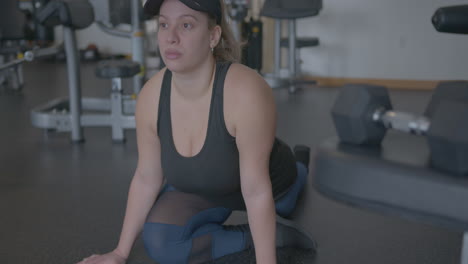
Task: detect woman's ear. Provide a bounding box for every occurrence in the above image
[210,25,222,48]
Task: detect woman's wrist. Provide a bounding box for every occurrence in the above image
[256,255,277,264]
[113,247,129,260]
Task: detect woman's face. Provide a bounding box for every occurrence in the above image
[157,0,220,73]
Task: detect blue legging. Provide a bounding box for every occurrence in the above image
[142,162,308,264]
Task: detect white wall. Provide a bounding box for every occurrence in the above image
[55,23,132,55]
[298,0,468,80]
[76,24,132,55]
[68,0,468,81]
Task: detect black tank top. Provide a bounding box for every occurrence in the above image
[157,62,297,210]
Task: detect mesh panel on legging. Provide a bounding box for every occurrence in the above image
[144,190,237,264]
[146,190,219,226]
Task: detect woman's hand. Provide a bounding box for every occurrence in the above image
[77,250,127,264]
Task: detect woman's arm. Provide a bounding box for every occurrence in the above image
[79,71,166,264]
[114,77,165,258]
[229,65,278,264]
[115,71,163,258]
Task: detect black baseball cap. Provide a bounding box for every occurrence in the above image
[144,0,222,24]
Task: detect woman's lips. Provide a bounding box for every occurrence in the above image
[164,50,182,60]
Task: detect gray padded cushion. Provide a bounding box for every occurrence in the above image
[312,135,468,231]
[0,46,22,55]
[280,37,319,48]
[0,0,26,40]
[95,60,141,79]
[432,5,468,34]
[36,0,94,30]
[261,0,322,19]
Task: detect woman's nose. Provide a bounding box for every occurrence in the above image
[166,26,179,44]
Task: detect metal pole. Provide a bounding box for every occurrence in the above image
[461,232,468,264]
[111,77,124,142]
[17,63,24,88]
[131,0,144,95]
[230,19,241,42]
[288,19,297,93]
[274,19,281,78]
[63,27,83,143]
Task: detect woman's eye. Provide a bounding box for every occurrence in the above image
[183,23,192,29]
[159,22,168,29]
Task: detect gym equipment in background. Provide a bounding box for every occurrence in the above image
[93,60,140,142]
[314,7,468,264]
[425,81,468,118]
[1,0,60,92]
[432,4,468,34]
[1,0,68,93]
[225,0,249,42]
[312,136,468,264]
[30,0,139,143]
[331,82,468,175]
[0,0,28,92]
[18,0,55,43]
[260,0,321,94]
[225,0,264,71]
[242,18,263,71]
[0,44,62,71]
[89,0,145,95]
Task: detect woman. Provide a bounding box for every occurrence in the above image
[78,0,315,263]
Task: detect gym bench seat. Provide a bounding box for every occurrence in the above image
[260,0,322,93]
[95,59,141,142]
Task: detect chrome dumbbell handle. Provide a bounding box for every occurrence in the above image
[373,108,431,136]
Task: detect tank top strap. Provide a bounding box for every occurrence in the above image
[208,62,233,140]
[157,69,173,134]
[213,62,232,97]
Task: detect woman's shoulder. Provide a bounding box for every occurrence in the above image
[135,68,168,123]
[224,63,271,97]
[223,63,275,128]
[141,67,167,98]
[138,67,168,106]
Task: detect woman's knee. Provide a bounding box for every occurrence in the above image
[143,222,191,263]
[142,207,231,263]
[275,162,308,217]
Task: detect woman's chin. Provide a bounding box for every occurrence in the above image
[165,61,198,74]
[164,61,181,72]
[163,56,210,73]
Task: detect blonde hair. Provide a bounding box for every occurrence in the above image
[208,0,242,63]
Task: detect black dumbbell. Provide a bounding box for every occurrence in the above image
[331,83,468,175]
[425,81,468,118]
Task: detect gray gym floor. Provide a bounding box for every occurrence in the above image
[0,61,462,264]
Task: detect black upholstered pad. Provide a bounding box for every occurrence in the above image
[260,0,321,19]
[36,0,94,30]
[95,60,141,79]
[280,37,320,48]
[312,133,468,231]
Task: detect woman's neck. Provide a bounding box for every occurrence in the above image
[171,57,217,100]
